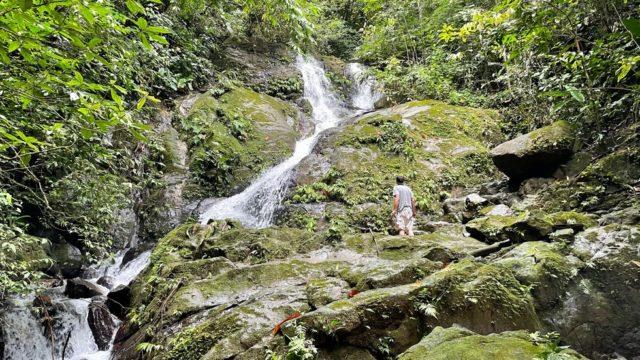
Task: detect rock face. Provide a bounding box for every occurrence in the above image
[491,120,575,181]
[110,219,560,360]
[88,297,117,350]
[544,224,640,358]
[64,278,105,299]
[397,326,587,360]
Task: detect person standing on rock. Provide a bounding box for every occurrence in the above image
[392,176,416,236]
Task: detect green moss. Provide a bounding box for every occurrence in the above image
[465,215,520,242]
[528,120,575,152]
[250,75,303,100]
[160,258,235,280]
[200,226,324,263]
[161,312,243,360]
[416,259,540,333]
[579,147,640,186]
[398,327,586,360]
[544,211,597,230]
[166,260,315,317]
[180,87,301,198]
[290,99,503,233]
[496,242,579,308]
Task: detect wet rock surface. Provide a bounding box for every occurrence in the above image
[107,285,132,320]
[397,326,587,360]
[88,297,117,350]
[64,278,106,299]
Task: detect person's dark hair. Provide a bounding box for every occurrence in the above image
[396,176,405,184]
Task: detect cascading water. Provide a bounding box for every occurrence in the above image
[346,63,382,111]
[200,55,378,227]
[1,250,150,360]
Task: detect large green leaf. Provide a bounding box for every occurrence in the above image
[623,19,640,38]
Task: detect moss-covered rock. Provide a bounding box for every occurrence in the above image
[290,99,503,231]
[544,211,597,231]
[541,224,640,358]
[415,259,541,335]
[180,87,303,198]
[578,147,640,186]
[495,242,581,309]
[306,277,350,308]
[296,283,422,356]
[398,326,587,360]
[199,226,324,264]
[491,120,575,181]
[342,230,485,261]
[465,212,553,243]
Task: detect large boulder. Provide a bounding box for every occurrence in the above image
[543,224,640,358]
[465,212,553,244]
[495,242,582,310]
[491,120,575,181]
[64,278,105,299]
[397,326,587,360]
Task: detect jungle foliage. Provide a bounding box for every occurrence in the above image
[342,0,640,138]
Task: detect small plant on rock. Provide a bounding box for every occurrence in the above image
[285,326,317,360]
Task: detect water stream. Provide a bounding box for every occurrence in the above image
[1,55,377,360]
[1,250,150,360]
[199,56,379,227]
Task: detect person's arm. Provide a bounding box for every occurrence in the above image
[411,197,417,218]
[392,194,399,215]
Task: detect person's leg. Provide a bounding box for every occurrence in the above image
[407,217,414,236]
[399,230,406,236]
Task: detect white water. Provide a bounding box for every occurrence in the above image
[346,62,382,111]
[1,250,151,360]
[199,56,379,227]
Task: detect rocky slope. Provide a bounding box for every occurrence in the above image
[4,53,637,360]
[109,78,639,360]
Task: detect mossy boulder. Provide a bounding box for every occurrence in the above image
[398,326,587,360]
[342,230,486,261]
[543,211,597,231]
[578,147,640,186]
[465,212,553,243]
[297,259,540,356]
[296,283,423,355]
[495,242,582,309]
[491,120,575,181]
[416,259,541,335]
[180,87,303,198]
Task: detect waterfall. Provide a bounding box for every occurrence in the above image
[346,63,382,111]
[199,55,361,227]
[1,56,380,360]
[1,250,151,360]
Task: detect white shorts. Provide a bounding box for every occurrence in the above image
[396,207,414,232]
